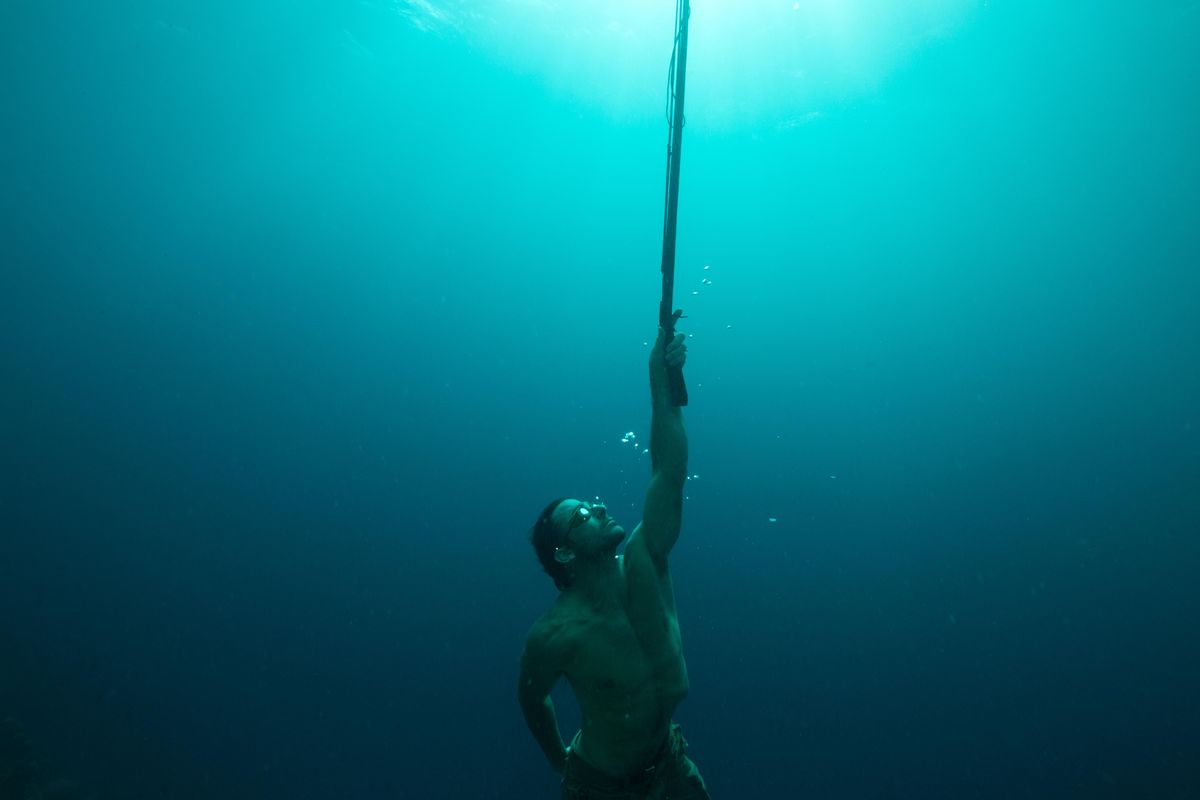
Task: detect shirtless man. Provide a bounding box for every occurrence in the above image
[519,312,711,799]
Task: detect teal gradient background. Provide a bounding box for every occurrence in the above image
[2,1,1197,797]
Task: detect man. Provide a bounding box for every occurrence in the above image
[519,311,711,799]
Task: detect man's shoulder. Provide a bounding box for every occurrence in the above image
[532,600,584,641]
[623,521,668,573]
[525,606,578,665]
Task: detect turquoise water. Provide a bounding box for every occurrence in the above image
[3,1,1198,797]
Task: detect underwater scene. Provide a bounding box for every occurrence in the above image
[3,1,1198,798]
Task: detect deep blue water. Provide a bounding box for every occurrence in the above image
[2,1,1198,798]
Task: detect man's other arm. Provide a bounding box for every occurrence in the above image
[517,624,569,774]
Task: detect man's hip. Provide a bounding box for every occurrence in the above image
[561,723,711,800]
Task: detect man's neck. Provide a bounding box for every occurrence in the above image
[567,554,623,612]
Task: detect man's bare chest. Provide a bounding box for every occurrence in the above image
[563,607,687,707]
[566,615,658,699]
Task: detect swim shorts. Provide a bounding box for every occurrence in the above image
[561,722,711,799]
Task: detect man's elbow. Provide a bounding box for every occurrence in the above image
[656,463,688,489]
[664,439,688,480]
[518,685,549,710]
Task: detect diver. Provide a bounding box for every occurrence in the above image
[519,310,711,799]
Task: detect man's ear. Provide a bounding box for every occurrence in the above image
[554,548,575,565]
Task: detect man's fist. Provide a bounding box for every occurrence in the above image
[652,309,687,370]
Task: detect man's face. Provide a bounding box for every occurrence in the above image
[553,498,626,559]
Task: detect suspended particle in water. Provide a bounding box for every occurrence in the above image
[702,278,712,285]
[768,517,778,523]
[691,290,700,296]
[703,264,711,270]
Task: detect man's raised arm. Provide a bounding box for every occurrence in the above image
[641,313,689,563]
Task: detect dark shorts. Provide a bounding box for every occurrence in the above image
[561,723,711,800]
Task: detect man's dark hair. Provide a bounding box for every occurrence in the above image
[531,496,571,590]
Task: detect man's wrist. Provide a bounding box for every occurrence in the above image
[554,745,570,774]
[650,368,671,395]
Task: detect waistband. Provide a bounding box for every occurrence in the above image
[565,723,681,793]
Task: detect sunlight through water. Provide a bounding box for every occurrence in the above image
[390,0,980,127]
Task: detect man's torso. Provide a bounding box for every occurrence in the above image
[544,533,689,775]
